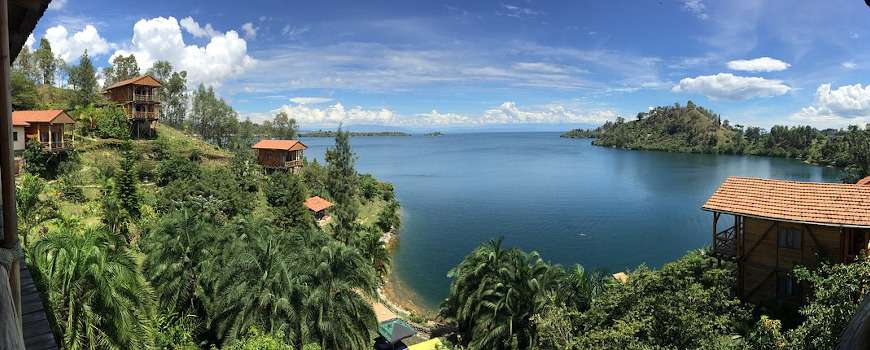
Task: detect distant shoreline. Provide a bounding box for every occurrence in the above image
[300,130,412,137]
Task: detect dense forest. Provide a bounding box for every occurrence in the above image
[562,101,870,182]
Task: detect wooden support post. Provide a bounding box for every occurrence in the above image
[0,0,22,335]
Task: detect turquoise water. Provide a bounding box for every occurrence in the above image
[301,132,842,309]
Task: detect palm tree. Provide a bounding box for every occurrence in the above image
[141,209,219,318]
[16,174,57,248]
[30,227,155,349]
[557,264,606,312]
[353,226,391,282]
[208,217,307,346]
[442,238,558,349]
[297,237,379,350]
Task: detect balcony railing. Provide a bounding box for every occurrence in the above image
[131,111,159,120]
[132,93,159,102]
[285,159,303,168]
[39,137,72,151]
[713,226,737,259]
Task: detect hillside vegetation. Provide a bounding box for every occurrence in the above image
[563,101,870,182]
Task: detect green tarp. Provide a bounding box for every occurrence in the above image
[378,318,416,344]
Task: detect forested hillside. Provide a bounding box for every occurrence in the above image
[563,101,870,182]
[13,39,402,349]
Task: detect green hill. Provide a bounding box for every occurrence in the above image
[565,101,870,182]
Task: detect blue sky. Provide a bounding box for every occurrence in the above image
[26,0,870,131]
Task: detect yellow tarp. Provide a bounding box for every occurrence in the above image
[408,338,443,350]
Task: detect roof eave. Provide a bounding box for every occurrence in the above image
[701,207,870,230]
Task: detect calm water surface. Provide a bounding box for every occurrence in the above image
[301,132,841,309]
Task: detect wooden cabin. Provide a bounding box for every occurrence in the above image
[703,176,870,306]
[12,109,75,152]
[251,139,307,173]
[103,75,162,138]
[304,196,333,222]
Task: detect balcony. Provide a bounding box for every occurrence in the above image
[39,136,72,152]
[132,93,159,102]
[285,159,303,168]
[713,225,737,260]
[130,111,159,120]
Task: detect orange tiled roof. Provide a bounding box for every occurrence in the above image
[702,176,870,228]
[857,176,870,186]
[12,110,75,124]
[104,75,162,90]
[304,196,333,212]
[251,139,307,151]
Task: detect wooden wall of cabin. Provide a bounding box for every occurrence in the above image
[257,149,288,168]
[739,217,842,304]
[106,87,131,103]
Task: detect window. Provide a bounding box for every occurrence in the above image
[778,227,801,249]
[13,131,17,142]
[776,273,801,298]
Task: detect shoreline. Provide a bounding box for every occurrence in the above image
[378,228,431,317]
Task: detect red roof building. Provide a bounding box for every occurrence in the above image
[703,176,870,305]
[304,196,333,221]
[12,110,75,152]
[251,139,307,172]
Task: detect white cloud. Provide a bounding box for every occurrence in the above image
[241,22,257,39]
[255,101,616,127]
[499,4,542,19]
[48,0,67,10]
[281,24,310,38]
[682,0,708,20]
[726,57,790,72]
[112,16,255,87]
[24,34,34,51]
[842,61,857,69]
[289,97,333,104]
[179,17,220,38]
[791,83,870,128]
[672,73,791,100]
[44,24,111,63]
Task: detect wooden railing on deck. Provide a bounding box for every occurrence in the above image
[713,225,737,259]
[131,111,159,119]
[132,93,158,102]
[285,159,303,168]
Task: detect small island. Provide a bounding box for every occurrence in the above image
[423,131,444,137]
[300,130,411,137]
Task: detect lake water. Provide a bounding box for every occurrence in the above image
[301,132,842,310]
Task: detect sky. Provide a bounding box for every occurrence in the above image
[24,0,870,131]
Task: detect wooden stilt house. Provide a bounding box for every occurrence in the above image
[251,139,307,173]
[703,176,870,305]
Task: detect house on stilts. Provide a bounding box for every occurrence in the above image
[703,176,870,306]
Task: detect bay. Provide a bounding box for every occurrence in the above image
[301,132,842,310]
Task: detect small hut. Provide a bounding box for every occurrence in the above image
[251,139,307,173]
[304,196,333,221]
[375,318,416,350]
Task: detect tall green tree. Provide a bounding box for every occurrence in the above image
[11,70,39,110]
[325,127,359,244]
[68,50,99,107]
[103,54,140,85]
[147,60,172,81]
[271,111,298,139]
[190,83,239,147]
[35,38,56,85]
[30,227,155,349]
[298,238,379,350]
[147,61,188,126]
[13,46,41,83]
[116,141,141,226]
[142,209,219,320]
[266,172,314,231]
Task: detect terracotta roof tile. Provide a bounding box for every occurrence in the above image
[702,176,870,228]
[304,196,333,212]
[12,110,75,124]
[104,75,162,90]
[251,139,307,151]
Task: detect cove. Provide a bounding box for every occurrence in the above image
[301,132,842,310]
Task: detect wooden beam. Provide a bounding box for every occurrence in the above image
[804,224,829,261]
[741,220,777,262]
[745,269,777,300]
